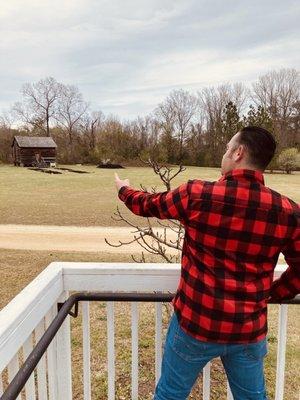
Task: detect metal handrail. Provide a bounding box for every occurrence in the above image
[1,292,299,400]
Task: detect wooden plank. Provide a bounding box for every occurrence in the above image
[61,261,287,296]
[63,262,181,293]
[131,303,139,400]
[203,362,211,400]
[0,263,62,371]
[23,334,36,400]
[107,302,115,400]
[275,305,288,400]
[0,370,3,396]
[35,319,48,400]
[45,306,57,400]
[227,381,234,400]
[56,291,72,400]
[155,303,162,385]
[82,302,91,400]
[7,354,21,400]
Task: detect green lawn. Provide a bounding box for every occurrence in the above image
[0,164,298,226]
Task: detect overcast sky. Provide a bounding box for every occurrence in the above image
[0,0,299,120]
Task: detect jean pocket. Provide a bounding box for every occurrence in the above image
[171,325,208,362]
[243,339,268,361]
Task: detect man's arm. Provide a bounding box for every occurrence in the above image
[115,173,190,222]
[269,220,300,301]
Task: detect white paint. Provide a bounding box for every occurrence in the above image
[35,319,48,400]
[45,305,58,400]
[227,380,234,400]
[131,302,139,400]
[23,334,36,400]
[82,302,91,400]
[155,302,162,385]
[0,371,3,396]
[107,302,115,400]
[275,305,288,400]
[0,261,289,400]
[56,291,72,400]
[7,354,21,400]
[0,262,62,371]
[203,362,211,400]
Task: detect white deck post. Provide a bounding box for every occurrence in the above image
[35,319,48,400]
[45,305,58,400]
[55,291,72,400]
[155,302,162,385]
[82,302,91,400]
[131,302,139,400]
[227,381,234,400]
[7,354,21,400]
[0,371,3,396]
[203,362,211,400]
[275,304,288,400]
[107,302,115,400]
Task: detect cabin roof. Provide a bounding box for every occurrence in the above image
[12,136,57,148]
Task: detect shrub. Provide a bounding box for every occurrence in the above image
[277,148,300,174]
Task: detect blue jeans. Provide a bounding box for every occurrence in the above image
[154,314,268,400]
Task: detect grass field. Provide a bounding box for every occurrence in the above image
[0,164,299,399]
[0,248,299,399]
[0,164,299,226]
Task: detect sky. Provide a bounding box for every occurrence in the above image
[0,0,299,120]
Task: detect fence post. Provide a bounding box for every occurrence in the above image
[56,291,72,400]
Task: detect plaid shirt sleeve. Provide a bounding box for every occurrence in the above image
[270,212,300,301]
[118,182,190,222]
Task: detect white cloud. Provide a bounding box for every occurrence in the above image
[0,0,299,120]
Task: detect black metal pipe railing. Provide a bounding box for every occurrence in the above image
[0,292,173,400]
[1,292,299,400]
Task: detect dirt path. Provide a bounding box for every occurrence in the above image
[0,224,180,254]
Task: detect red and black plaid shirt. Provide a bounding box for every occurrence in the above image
[118,169,300,343]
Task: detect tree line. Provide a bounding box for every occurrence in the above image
[0,69,299,170]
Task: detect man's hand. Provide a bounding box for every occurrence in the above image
[115,173,130,192]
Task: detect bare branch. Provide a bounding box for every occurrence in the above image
[105,157,186,263]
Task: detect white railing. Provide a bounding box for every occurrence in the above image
[0,262,294,400]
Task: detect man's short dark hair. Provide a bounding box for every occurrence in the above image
[237,126,277,170]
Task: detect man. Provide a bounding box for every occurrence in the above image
[115,126,299,400]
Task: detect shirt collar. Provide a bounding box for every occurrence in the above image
[218,169,265,185]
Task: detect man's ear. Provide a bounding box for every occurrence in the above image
[233,144,245,162]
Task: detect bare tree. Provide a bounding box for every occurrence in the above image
[198,83,247,165]
[80,110,104,150]
[129,116,153,153]
[56,84,89,146]
[12,77,61,136]
[155,89,198,162]
[198,83,247,131]
[105,160,186,263]
[252,68,300,148]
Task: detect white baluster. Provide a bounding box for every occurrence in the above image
[155,303,162,385]
[45,305,58,400]
[56,291,72,400]
[35,319,48,400]
[203,362,211,400]
[131,302,139,400]
[107,302,115,400]
[23,333,36,400]
[275,304,288,400]
[7,353,21,400]
[227,380,234,400]
[0,370,3,396]
[83,302,91,400]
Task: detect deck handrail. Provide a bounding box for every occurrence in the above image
[1,291,299,400]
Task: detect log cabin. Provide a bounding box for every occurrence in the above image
[12,136,57,167]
